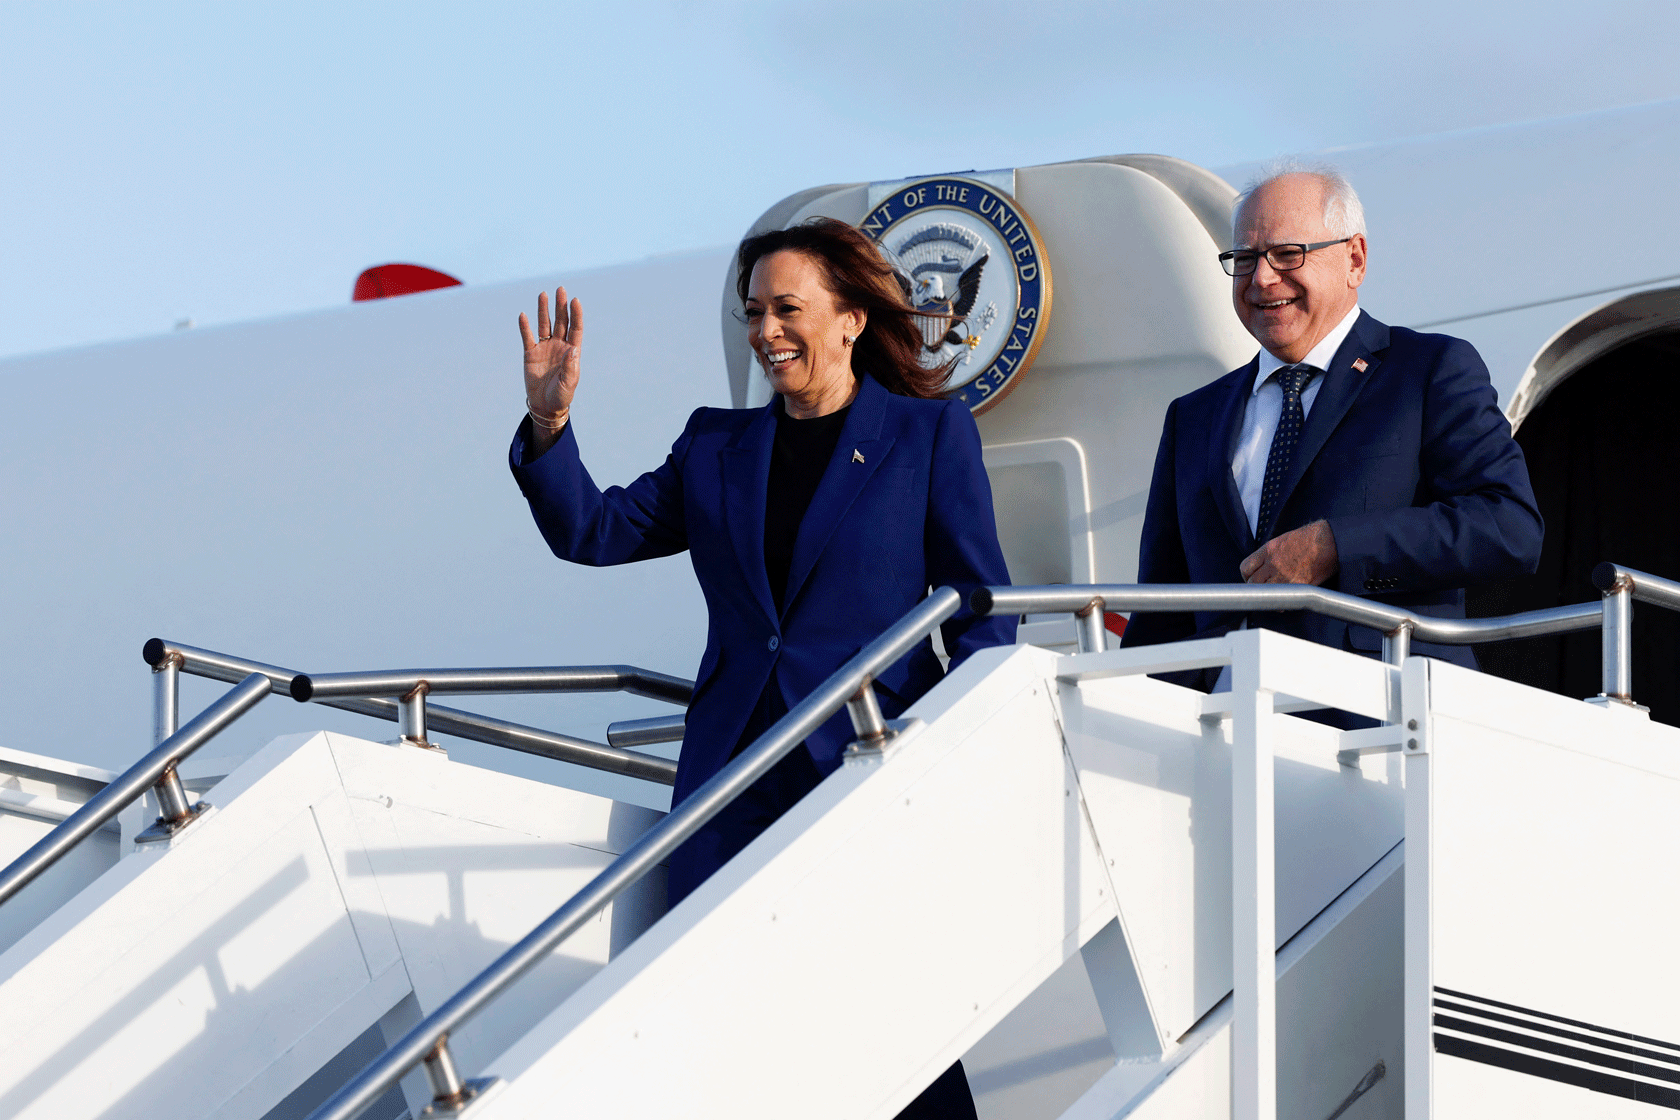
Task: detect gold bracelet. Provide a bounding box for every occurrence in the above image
[526,401,570,432]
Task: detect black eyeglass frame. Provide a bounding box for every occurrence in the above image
[1217,238,1353,277]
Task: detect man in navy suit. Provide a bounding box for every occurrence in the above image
[1122,165,1542,676]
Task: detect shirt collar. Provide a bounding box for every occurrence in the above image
[1252,304,1362,396]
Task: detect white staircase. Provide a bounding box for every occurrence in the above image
[0,748,128,958]
[2,630,1676,1119]
[0,730,662,1120]
[461,633,1413,1119]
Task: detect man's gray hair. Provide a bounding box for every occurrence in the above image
[1233,158,1367,240]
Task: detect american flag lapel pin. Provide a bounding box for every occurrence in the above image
[852,449,865,464]
[1352,357,1369,372]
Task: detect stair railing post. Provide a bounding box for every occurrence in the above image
[421,1036,467,1109]
[399,681,431,746]
[152,765,194,824]
[1600,576,1633,704]
[1074,598,1107,654]
[1229,629,1276,1120]
[1380,622,1412,668]
[152,651,181,746]
[845,677,889,752]
[149,653,193,831]
[1381,623,1413,723]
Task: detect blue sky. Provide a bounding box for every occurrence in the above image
[3,0,1678,361]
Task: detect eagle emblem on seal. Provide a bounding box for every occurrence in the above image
[860,175,1052,413]
[880,222,998,363]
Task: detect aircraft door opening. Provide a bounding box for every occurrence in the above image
[1471,324,1680,727]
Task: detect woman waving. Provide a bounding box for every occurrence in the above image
[510,217,1014,1116]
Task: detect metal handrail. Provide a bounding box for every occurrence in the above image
[292,665,693,763]
[293,666,695,706]
[980,575,1672,1120]
[976,569,1678,708]
[2,638,693,902]
[336,697,680,785]
[0,673,274,907]
[146,640,683,784]
[313,568,1673,1118]
[606,713,687,749]
[1594,562,1680,610]
[142,638,304,695]
[1591,563,1680,703]
[303,586,965,1120]
[3,636,695,903]
[974,583,1603,652]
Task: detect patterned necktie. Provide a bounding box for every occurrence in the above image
[1255,364,1311,541]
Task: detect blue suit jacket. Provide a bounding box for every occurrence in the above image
[1122,310,1542,667]
[510,373,1016,804]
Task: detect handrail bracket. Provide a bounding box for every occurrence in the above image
[843,677,924,760]
[419,1036,499,1117]
[1074,597,1108,654]
[134,763,214,845]
[400,680,435,748]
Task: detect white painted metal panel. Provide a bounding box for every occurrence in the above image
[963,951,1115,1118]
[1059,631,1403,1044]
[1432,1053,1661,1119]
[1062,855,1403,1120]
[456,636,1413,1120]
[0,747,129,955]
[0,732,375,1120]
[0,252,725,806]
[1408,661,1680,1117]
[0,729,663,1120]
[476,646,1121,1119]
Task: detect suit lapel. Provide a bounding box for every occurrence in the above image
[1273,310,1387,517]
[1210,359,1259,554]
[781,375,893,617]
[720,401,778,624]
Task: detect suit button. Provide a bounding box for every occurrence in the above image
[767,636,780,651]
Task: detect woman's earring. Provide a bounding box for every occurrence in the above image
[843,335,856,347]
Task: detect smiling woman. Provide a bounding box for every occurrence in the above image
[735,218,950,412]
[742,250,864,417]
[508,216,1016,1119]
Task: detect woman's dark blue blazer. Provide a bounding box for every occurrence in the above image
[509,372,1017,807]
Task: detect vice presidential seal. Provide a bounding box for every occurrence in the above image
[861,176,1052,414]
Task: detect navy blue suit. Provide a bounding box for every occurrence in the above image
[1123,310,1542,667]
[510,370,1015,860]
[511,373,1010,1120]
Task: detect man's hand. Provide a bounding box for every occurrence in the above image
[1240,520,1339,585]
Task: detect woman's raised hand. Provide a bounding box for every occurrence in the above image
[518,287,583,424]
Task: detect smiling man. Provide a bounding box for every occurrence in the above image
[1121,163,1543,679]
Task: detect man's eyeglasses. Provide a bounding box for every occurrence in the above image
[1218,238,1352,277]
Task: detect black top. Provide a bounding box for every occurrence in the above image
[763,405,850,613]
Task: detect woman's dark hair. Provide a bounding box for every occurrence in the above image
[735,217,951,400]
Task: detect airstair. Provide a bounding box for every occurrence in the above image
[2,569,1678,1120]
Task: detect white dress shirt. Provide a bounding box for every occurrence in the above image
[1230,304,1363,535]
[1214,305,1363,694]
